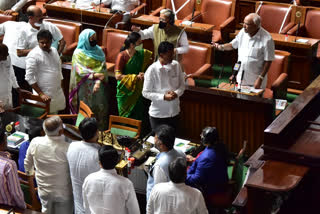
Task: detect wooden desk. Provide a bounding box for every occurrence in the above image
[45,1,122,44]
[131,15,215,42]
[231,30,319,90]
[210,83,264,96]
[179,86,273,155]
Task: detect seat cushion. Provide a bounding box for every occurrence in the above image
[104,32,128,63]
[201,0,232,27]
[305,9,320,39]
[20,104,46,118]
[181,44,210,75]
[110,127,137,138]
[259,5,292,33]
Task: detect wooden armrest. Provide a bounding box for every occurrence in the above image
[271,73,288,90]
[150,6,165,16]
[287,88,303,95]
[47,114,78,119]
[280,22,295,34]
[287,24,305,35]
[220,16,235,30]
[190,64,212,78]
[130,3,146,15]
[183,11,201,21]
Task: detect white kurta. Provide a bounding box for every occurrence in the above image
[67,141,101,214]
[231,27,275,88]
[93,0,139,12]
[24,135,73,213]
[82,169,140,214]
[0,21,27,69]
[147,182,208,214]
[25,46,65,113]
[0,56,19,109]
[142,60,185,118]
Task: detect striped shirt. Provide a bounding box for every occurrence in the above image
[0,152,26,209]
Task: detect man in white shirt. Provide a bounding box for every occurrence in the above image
[142,41,185,131]
[0,44,21,112]
[82,145,140,214]
[25,29,66,113]
[213,13,275,89]
[67,118,101,214]
[24,116,73,214]
[91,0,139,12]
[147,157,208,214]
[17,5,65,58]
[146,125,186,200]
[132,9,189,60]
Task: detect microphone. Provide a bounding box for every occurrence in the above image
[231,61,241,84]
[104,10,122,29]
[216,64,224,88]
[238,69,246,92]
[99,0,102,12]
[295,11,301,42]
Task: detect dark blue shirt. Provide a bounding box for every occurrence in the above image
[186,146,228,195]
[18,141,30,172]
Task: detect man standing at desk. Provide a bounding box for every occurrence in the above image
[213,13,275,89]
[132,9,189,59]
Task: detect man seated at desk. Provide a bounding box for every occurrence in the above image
[0,129,26,209]
[132,9,189,60]
[213,13,275,89]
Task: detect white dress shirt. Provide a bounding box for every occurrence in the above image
[17,21,63,68]
[231,27,275,87]
[25,46,66,113]
[24,135,72,200]
[139,25,189,55]
[147,182,208,214]
[0,21,28,69]
[92,0,139,12]
[67,141,101,214]
[0,56,19,109]
[82,168,140,214]
[142,60,185,118]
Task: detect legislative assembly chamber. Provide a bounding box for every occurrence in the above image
[0,0,319,213]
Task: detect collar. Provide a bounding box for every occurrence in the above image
[169,181,185,187]
[46,135,65,141]
[82,141,101,148]
[100,168,117,175]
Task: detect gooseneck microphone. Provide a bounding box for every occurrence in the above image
[294,11,302,42]
[238,69,246,92]
[231,61,241,84]
[104,10,122,29]
[216,64,224,88]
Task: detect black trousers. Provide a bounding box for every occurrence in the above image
[12,65,31,107]
[149,114,179,132]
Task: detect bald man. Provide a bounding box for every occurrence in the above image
[213,13,275,89]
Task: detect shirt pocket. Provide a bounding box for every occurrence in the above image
[249,47,261,59]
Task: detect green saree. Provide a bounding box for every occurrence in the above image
[116,49,152,120]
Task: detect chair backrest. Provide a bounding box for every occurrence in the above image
[18,171,41,211]
[201,0,234,27]
[75,101,94,127]
[257,2,293,33]
[102,29,129,63]
[0,11,18,23]
[304,8,320,39]
[108,115,142,139]
[266,50,290,90]
[181,41,212,75]
[165,0,196,20]
[44,18,82,55]
[19,91,50,119]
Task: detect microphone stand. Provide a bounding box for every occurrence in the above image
[216,64,224,89]
[104,10,122,29]
[99,0,102,12]
[238,70,245,92]
[294,19,300,42]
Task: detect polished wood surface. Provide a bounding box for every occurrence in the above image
[131,14,215,34]
[179,86,274,155]
[231,30,319,90]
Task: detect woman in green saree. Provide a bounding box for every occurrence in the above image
[115,32,152,121]
[69,29,108,130]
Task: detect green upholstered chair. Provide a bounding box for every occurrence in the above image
[106,115,142,140]
[18,170,41,211]
[11,91,50,119]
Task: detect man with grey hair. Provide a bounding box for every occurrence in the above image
[213,13,275,89]
[25,116,73,214]
[132,8,189,59]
